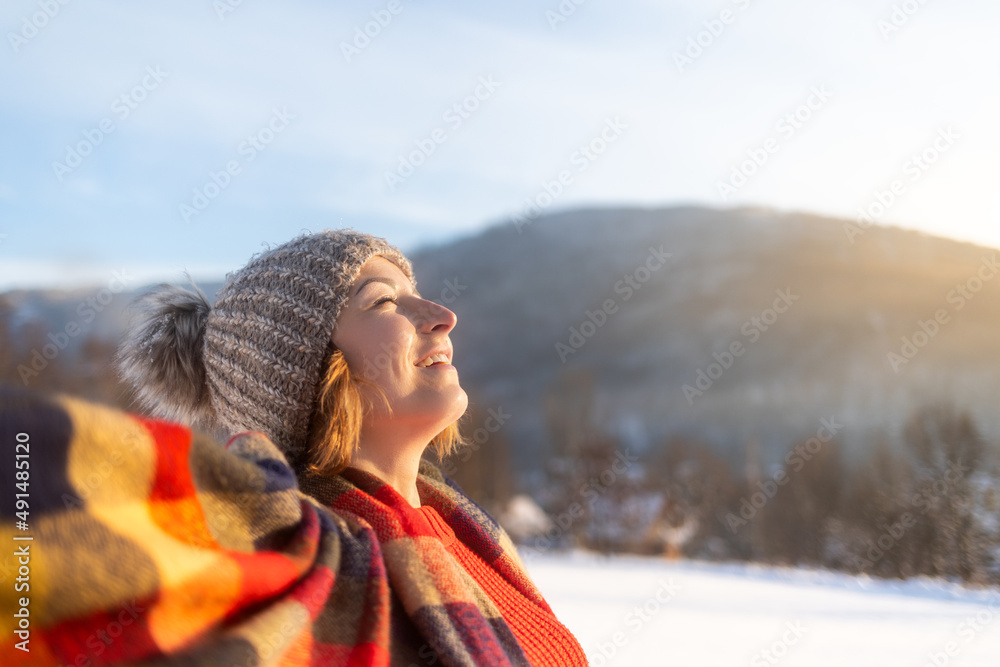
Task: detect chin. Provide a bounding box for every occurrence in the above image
[444,387,470,422]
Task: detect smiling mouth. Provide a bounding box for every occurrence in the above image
[415,351,453,367]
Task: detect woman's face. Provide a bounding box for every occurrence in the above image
[332,256,468,432]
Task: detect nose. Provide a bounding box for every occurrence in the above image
[412,297,457,334]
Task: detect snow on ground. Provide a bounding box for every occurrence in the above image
[522,550,1000,667]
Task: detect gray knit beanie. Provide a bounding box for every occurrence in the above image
[116,228,415,465]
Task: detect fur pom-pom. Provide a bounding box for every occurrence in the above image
[116,281,215,427]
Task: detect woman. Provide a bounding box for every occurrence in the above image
[104,228,589,665]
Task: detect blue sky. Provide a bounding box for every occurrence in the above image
[2,0,999,289]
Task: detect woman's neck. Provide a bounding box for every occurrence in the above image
[348,439,425,507]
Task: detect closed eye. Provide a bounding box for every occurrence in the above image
[374,295,397,307]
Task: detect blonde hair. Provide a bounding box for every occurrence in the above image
[303,346,466,476]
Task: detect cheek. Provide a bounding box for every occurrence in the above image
[343,323,413,383]
[332,333,377,381]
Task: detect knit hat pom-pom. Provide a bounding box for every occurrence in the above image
[116,282,215,427]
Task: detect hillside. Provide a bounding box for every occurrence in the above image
[2,206,998,478]
[407,206,1000,473]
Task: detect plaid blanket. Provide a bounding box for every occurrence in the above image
[0,388,551,666]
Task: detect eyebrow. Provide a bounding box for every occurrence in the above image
[353,276,421,299]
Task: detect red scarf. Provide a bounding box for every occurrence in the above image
[0,388,589,666]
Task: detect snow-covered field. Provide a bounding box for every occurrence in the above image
[523,550,1000,667]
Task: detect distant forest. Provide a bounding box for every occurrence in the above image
[445,368,1000,587]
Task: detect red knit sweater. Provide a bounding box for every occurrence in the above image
[406,503,590,666]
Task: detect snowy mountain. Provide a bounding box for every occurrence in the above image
[406,206,1000,473]
[3,205,999,475]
